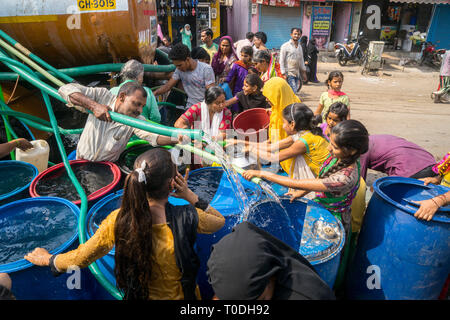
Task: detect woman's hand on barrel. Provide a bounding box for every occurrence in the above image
[24,248,52,266]
[413,198,439,221]
[420,176,442,186]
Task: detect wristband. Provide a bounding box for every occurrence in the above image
[49,255,64,277]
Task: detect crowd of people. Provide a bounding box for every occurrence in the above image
[1,26,448,301]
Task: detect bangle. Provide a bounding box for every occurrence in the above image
[430,198,441,209]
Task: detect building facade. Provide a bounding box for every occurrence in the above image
[240,0,363,50]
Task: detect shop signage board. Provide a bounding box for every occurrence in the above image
[311,6,333,50]
[252,0,301,7]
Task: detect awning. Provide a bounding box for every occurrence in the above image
[389,0,450,4]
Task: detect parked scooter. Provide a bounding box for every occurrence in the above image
[420,41,445,69]
[335,31,367,66]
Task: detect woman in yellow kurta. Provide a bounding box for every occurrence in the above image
[262,77,301,174]
[25,148,225,300]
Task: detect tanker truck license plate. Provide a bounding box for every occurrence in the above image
[77,0,116,11]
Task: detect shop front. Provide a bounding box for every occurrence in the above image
[251,0,303,49]
[157,0,220,47]
[250,1,362,51]
[359,0,444,53]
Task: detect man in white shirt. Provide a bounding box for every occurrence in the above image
[234,32,254,60]
[58,81,179,162]
[279,28,307,93]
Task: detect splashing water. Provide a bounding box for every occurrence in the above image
[259,180,285,208]
[202,134,254,223]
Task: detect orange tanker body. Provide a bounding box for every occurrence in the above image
[0,0,159,68]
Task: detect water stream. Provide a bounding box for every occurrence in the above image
[202,134,253,222]
[202,134,290,225]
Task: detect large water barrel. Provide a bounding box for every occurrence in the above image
[346,176,450,300]
[172,168,343,298]
[0,197,106,299]
[84,167,262,299]
[247,197,345,288]
[83,167,343,299]
[0,0,158,67]
[0,160,38,206]
[84,189,123,299]
[29,160,121,207]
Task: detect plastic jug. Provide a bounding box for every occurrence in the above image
[15,140,50,173]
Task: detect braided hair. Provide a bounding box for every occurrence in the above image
[320,120,369,178]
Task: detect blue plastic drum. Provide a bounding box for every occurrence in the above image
[247,197,345,288]
[346,176,450,300]
[85,167,262,299]
[0,197,105,300]
[0,160,38,206]
[84,190,124,299]
[84,167,344,299]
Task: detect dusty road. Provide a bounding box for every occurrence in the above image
[298,54,450,161]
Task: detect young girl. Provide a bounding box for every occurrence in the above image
[228,103,329,199]
[225,46,254,106]
[320,102,367,236]
[320,102,349,141]
[245,120,369,294]
[243,119,369,237]
[224,73,270,114]
[314,71,350,122]
[25,148,225,300]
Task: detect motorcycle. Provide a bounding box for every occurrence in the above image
[420,42,445,69]
[335,31,367,66]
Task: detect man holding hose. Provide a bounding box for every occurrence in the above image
[58,81,181,162]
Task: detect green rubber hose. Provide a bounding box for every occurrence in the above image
[0,30,74,83]
[174,143,262,185]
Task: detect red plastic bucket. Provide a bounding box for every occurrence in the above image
[29,160,121,206]
[233,108,270,142]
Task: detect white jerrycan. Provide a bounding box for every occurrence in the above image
[15,140,50,173]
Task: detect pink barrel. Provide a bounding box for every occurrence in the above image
[232,108,270,142]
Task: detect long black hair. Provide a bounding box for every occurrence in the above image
[114,148,176,300]
[282,103,323,137]
[321,120,369,178]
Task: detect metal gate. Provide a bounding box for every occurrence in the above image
[259,6,302,49]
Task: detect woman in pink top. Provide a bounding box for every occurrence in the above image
[359,134,438,180]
